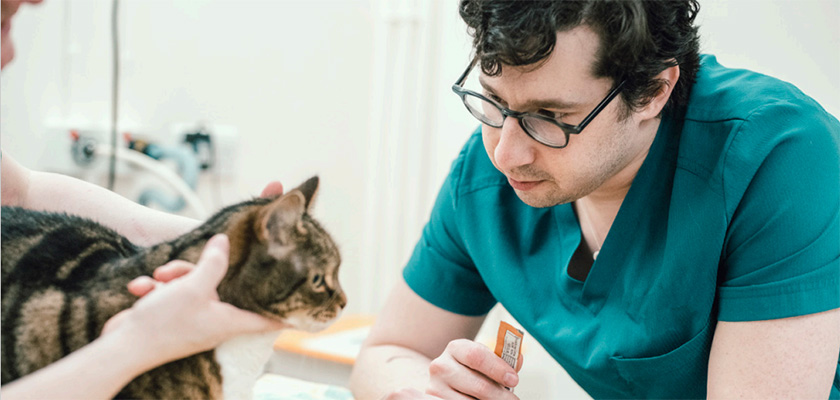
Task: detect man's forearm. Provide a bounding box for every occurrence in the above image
[350,344,433,400]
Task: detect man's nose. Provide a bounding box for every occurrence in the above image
[494,117,536,172]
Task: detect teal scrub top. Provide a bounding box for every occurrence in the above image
[403,55,840,398]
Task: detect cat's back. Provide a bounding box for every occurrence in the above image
[1,207,144,383]
[1,207,138,278]
[1,206,128,241]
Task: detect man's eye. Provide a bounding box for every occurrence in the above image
[484,92,504,104]
[537,109,559,119]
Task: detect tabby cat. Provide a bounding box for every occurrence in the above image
[1,176,345,399]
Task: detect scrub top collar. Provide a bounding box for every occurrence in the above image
[553,105,686,306]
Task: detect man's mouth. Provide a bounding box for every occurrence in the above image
[507,177,543,191]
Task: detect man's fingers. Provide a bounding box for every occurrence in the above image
[449,339,517,387]
[425,385,476,400]
[438,375,510,400]
[428,351,515,400]
[385,388,438,400]
[516,353,524,372]
[260,181,284,198]
[191,234,231,288]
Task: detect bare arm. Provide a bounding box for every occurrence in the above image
[1,151,198,245]
[707,308,840,398]
[351,279,521,400]
[0,330,155,400]
[351,279,483,398]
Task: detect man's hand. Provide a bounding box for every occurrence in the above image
[382,388,439,399]
[394,339,523,400]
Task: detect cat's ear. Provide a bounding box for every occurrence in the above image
[293,176,320,213]
[257,190,307,249]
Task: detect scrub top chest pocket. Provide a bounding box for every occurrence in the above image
[610,321,715,398]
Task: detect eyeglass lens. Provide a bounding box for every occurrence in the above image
[463,94,503,127]
[462,92,570,147]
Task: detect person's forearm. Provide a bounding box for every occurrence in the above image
[0,333,156,400]
[2,153,198,245]
[350,344,433,400]
[25,170,199,246]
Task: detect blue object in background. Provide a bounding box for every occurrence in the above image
[133,142,200,213]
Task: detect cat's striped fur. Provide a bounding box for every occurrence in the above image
[1,176,345,399]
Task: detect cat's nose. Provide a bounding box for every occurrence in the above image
[336,291,347,309]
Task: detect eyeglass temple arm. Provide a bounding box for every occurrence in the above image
[454,57,479,87]
[574,80,626,131]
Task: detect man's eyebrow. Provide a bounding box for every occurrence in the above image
[478,76,581,110]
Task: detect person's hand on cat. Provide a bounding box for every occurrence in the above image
[126,260,195,296]
[127,180,286,298]
[103,234,285,366]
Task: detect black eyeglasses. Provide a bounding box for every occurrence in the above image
[451,58,626,149]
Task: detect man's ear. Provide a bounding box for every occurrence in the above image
[636,64,681,121]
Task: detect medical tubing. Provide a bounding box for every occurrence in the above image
[137,145,201,213]
[108,0,120,190]
[93,144,207,218]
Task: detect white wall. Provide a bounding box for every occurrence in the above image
[698,0,840,117]
[1,0,381,317]
[1,0,838,397]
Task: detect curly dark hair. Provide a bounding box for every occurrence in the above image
[459,0,701,117]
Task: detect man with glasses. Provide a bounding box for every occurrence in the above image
[351,0,839,399]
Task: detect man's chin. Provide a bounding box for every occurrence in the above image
[512,189,571,208]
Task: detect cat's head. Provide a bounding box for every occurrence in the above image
[219,176,345,332]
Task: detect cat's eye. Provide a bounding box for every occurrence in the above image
[311,274,323,286]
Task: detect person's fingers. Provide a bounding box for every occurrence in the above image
[153,261,195,282]
[425,384,475,400]
[428,350,516,400]
[191,234,231,288]
[128,260,197,297]
[385,388,440,400]
[448,339,517,387]
[260,181,284,198]
[516,353,524,372]
[126,276,158,297]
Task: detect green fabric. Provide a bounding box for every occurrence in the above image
[403,55,840,398]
